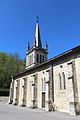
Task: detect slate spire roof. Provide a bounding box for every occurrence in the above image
[33,17,42,48]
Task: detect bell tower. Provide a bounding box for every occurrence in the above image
[26,17,48,69]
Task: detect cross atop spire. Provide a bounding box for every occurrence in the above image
[36,16,39,22]
[33,17,42,48]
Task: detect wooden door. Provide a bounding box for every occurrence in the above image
[42,92,45,108]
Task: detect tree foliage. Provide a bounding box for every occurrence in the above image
[0,52,25,89]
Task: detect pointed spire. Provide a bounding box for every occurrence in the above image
[33,16,42,48]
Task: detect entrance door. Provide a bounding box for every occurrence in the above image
[42,92,45,108]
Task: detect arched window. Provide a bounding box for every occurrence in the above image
[31,54,33,63]
[59,73,62,90]
[41,78,43,91]
[40,54,42,63]
[41,77,46,91]
[44,77,46,91]
[43,55,44,62]
[29,55,32,64]
[62,72,66,89]
[37,54,39,63]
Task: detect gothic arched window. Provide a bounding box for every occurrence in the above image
[40,54,42,63]
[41,77,46,91]
[43,55,44,62]
[31,54,33,63]
[37,54,39,63]
[62,72,66,89]
[59,73,62,90]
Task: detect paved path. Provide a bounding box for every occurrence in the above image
[0,97,80,120]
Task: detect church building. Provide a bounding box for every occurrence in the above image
[9,18,80,115]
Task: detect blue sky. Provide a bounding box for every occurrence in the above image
[0,0,80,59]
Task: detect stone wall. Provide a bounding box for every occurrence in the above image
[9,52,80,115]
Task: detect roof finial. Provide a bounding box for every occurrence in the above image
[36,16,39,23]
[27,42,30,50]
[45,41,48,50]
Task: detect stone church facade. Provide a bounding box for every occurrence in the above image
[9,18,80,115]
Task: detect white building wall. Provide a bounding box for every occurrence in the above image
[37,68,50,109]
[10,51,80,115]
[12,80,17,104]
[75,56,80,111]
[53,60,74,113]
[18,78,23,106]
[26,75,33,107]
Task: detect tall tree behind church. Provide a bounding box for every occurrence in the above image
[0,52,25,89]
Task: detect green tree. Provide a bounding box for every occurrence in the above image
[0,52,25,89]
